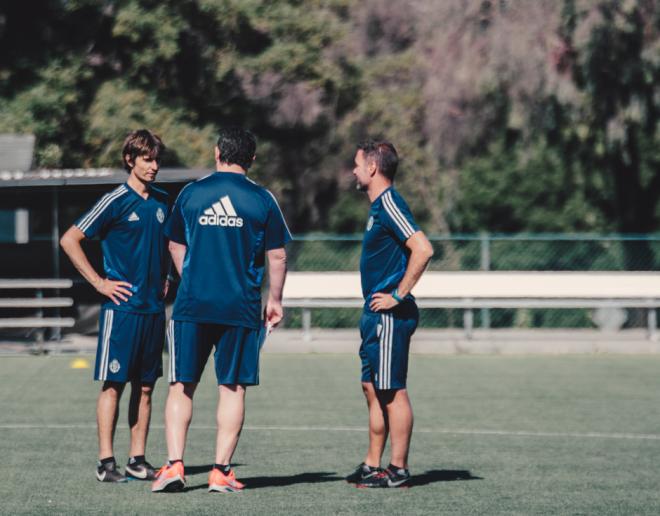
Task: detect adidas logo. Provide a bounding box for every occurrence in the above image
[198,195,244,227]
[128,212,140,222]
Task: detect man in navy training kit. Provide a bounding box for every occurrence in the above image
[60,129,170,483]
[346,140,434,488]
[152,126,291,493]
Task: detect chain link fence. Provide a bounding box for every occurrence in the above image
[284,234,660,330]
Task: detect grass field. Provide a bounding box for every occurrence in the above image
[2,353,660,515]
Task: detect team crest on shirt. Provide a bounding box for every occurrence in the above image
[109,359,121,374]
[367,216,374,231]
[156,207,165,223]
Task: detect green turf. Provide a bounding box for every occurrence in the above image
[2,354,660,514]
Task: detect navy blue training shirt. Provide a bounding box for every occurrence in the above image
[165,172,292,329]
[75,183,169,313]
[360,187,420,308]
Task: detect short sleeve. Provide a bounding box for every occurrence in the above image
[264,191,293,250]
[74,187,126,239]
[164,195,187,245]
[379,190,420,243]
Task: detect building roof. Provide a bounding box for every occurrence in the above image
[0,168,212,188]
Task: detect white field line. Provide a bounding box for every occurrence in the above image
[1,423,660,441]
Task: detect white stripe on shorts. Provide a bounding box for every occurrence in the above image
[379,314,384,388]
[379,314,393,389]
[167,320,175,382]
[100,309,113,381]
[386,314,393,389]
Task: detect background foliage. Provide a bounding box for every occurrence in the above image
[1,0,659,240]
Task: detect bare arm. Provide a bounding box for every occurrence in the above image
[59,226,133,305]
[264,247,287,328]
[369,231,434,312]
[168,240,187,277]
[161,255,174,299]
[396,231,434,297]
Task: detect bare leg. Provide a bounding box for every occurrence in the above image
[214,384,246,464]
[164,382,197,461]
[380,388,413,469]
[128,381,154,457]
[362,381,388,467]
[97,381,125,460]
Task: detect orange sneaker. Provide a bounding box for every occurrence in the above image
[151,461,186,493]
[208,467,245,493]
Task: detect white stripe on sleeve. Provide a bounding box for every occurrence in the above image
[77,186,127,233]
[266,190,293,241]
[382,191,415,238]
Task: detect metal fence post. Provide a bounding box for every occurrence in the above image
[480,233,491,329]
[302,308,312,342]
[648,308,658,341]
[35,288,45,351]
[52,187,61,342]
[464,308,474,339]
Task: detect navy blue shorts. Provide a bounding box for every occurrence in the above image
[359,303,418,390]
[94,308,165,383]
[166,321,264,385]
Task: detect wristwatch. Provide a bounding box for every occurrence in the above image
[391,288,403,303]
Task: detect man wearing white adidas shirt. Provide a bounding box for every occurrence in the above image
[152,126,291,493]
[60,129,170,483]
[346,140,434,488]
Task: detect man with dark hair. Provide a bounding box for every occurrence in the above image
[355,140,399,181]
[60,129,170,483]
[152,126,290,494]
[346,139,434,488]
[214,126,257,170]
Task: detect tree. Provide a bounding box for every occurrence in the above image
[1,0,658,240]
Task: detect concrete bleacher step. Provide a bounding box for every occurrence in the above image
[0,298,73,308]
[0,317,75,328]
[0,279,75,336]
[0,279,73,289]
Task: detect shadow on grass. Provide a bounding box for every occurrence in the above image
[243,471,343,488]
[412,469,482,486]
[180,466,478,491]
[185,464,244,475]
[183,470,342,491]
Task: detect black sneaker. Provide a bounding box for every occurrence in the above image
[345,463,382,484]
[125,458,157,480]
[356,464,411,488]
[96,460,128,483]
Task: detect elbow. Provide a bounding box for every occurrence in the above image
[59,234,71,251]
[269,248,287,265]
[60,227,85,254]
[422,242,434,261]
[275,256,288,271]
